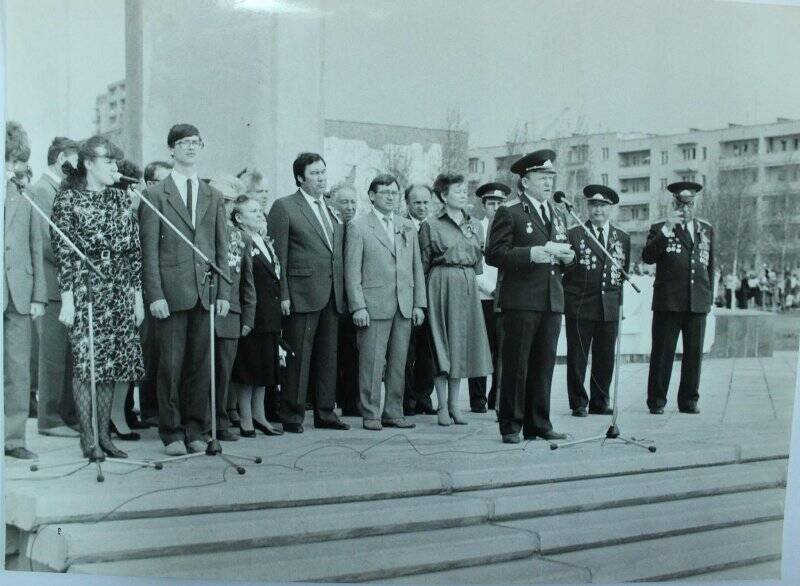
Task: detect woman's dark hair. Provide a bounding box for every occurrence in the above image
[61,135,124,191]
[432,173,465,203]
[292,152,325,187]
[5,121,31,164]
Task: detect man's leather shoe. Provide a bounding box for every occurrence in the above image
[537,431,567,440]
[316,419,350,430]
[571,408,588,417]
[502,434,520,444]
[471,406,488,414]
[165,441,187,456]
[415,405,438,415]
[5,447,37,460]
[216,429,239,441]
[679,404,700,414]
[363,420,382,431]
[283,423,304,434]
[253,420,284,436]
[649,407,665,415]
[187,440,208,453]
[382,418,415,429]
[589,406,613,415]
[239,428,257,438]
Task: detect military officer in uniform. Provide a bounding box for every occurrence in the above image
[563,185,630,417]
[642,181,714,415]
[486,150,575,444]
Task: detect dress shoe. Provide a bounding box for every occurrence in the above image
[449,409,468,425]
[216,429,239,441]
[589,406,613,415]
[649,407,665,415]
[165,441,187,456]
[502,434,520,444]
[99,439,128,459]
[5,446,38,460]
[571,408,588,417]
[315,419,350,430]
[679,404,700,414]
[283,423,304,434]
[415,405,438,415]
[239,428,257,438]
[110,422,141,441]
[537,431,567,440]
[363,419,382,431]
[187,440,208,453]
[382,418,416,429]
[437,408,451,427]
[471,406,488,414]
[253,419,284,436]
[39,425,80,438]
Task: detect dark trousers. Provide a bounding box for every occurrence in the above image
[647,311,707,410]
[215,337,238,431]
[403,317,435,412]
[565,316,618,411]
[36,300,78,430]
[156,302,211,445]
[468,299,498,410]
[281,293,339,426]
[336,316,360,416]
[5,305,31,449]
[138,310,159,420]
[498,310,561,437]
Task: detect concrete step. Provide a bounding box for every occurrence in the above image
[671,559,782,581]
[68,524,539,582]
[462,460,787,520]
[546,520,783,582]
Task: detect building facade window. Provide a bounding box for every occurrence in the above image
[468,158,479,173]
[660,178,668,190]
[661,151,668,164]
[702,146,707,160]
[682,147,696,161]
[601,173,608,186]
[602,147,609,160]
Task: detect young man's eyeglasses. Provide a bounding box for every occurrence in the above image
[174,138,204,149]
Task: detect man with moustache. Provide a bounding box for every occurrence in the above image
[563,185,630,417]
[139,124,231,456]
[267,153,349,432]
[402,183,437,416]
[345,174,426,430]
[642,181,714,415]
[486,150,575,444]
[29,137,81,438]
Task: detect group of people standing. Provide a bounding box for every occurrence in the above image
[4,121,716,459]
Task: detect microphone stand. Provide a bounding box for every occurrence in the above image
[550,198,655,454]
[20,191,161,482]
[135,189,262,474]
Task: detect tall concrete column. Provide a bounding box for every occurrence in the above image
[125,0,325,195]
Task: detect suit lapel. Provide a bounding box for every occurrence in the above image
[583,220,607,263]
[522,195,549,238]
[195,180,213,228]
[164,176,194,230]
[368,211,395,256]
[676,223,693,250]
[295,192,333,252]
[254,244,279,280]
[5,180,22,228]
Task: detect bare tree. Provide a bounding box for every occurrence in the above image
[758,184,800,270]
[440,106,468,175]
[380,145,413,191]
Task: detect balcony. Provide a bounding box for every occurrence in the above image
[617,193,651,205]
[615,219,650,233]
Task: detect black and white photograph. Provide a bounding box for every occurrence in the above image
[2,0,800,584]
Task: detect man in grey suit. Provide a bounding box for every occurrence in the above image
[345,175,426,430]
[29,137,80,438]
[267,153,349,432]
[4,121,47,459]
[139,124,231,456]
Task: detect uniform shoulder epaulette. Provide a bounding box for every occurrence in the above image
[503,200,521,207]
[697,218,712,227]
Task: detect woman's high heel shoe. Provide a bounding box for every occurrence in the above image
[449,409,468,425]
[437,408,451,427]
[110,421,141,441]
[253,419,284,436]
[99,438,128,459]
[80,436,105,462]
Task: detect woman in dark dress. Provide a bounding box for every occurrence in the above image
[51,136,145,459]
[230,195,283,436]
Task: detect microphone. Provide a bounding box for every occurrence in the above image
[553,191,573,211]
[112,172,141,187]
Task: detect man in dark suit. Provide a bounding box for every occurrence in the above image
[642,181,714,415]
[29,137,80,438]
[267,153,349,433]
[486,150,575,444]
[139,124,231,456]
[401,183,436,416]
[563,185,631,417]
[4,122,47,459]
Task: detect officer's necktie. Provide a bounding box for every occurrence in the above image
[540,203,552,233]
[186,179,194,225]
[597,226,605,249]
[684,222,693,243]
[314,199,333,247]
[382,216,394,244]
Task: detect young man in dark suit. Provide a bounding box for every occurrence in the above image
[642,182,714,415]
[139,124,231,455]
[486,150,575,444]
[563,185,631,417]
[29,137,80,438]
[267,153,349,433]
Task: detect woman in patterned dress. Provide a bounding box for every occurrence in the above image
[419,173,493,426]
[51,136,145,459]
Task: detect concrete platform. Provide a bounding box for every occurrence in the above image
[3,351,796,582]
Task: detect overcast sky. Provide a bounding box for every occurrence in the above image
[6,0,800,154]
